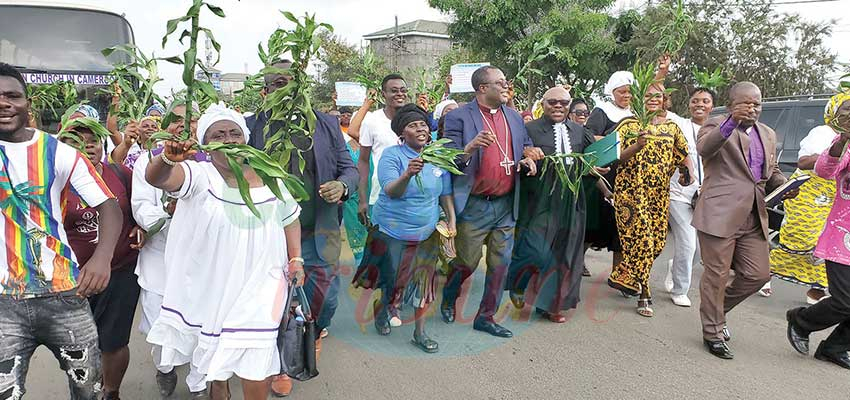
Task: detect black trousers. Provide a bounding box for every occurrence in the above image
[794,260,850,353]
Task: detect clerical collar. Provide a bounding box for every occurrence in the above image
[478,103,500,115]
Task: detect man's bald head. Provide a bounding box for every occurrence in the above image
[542,86,572,123]
[728,82,761,104]
[727,82,763,128]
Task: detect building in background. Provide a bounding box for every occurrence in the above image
[363,19,452,73]
[220,72,250,101]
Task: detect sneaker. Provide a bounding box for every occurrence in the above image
[155,370,178,397]
[671,294,691,307]
[664,260,674,293]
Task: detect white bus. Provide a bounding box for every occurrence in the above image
[0,1,135,126]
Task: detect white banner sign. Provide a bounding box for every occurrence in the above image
[335,82,367,107]
[22,73,110,86]
[449,62,490,93]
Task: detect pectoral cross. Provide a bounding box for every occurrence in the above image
[500,155,515,176]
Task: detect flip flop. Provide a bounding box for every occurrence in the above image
[411,333,439,353]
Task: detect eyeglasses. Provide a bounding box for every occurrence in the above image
[546,99,571,107]
[385,87,409,95]
[571,110,590,117]
[484,80,510,88]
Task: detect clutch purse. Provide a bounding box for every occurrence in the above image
[435,221,457,262]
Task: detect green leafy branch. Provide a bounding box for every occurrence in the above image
[413,67,445,111]
[160,0,224,140]
[512,36,556,110]
[414,138,465,191]
[26,81,77,127]
[692,67,729,92]
[539,152,608,201]
[230,73,264,113]
[630,62,666,131]
[353,47,384,104]
[258,12,330,174]
[650,0,694,58]
[100,44,165,126]
[56,103,112,152]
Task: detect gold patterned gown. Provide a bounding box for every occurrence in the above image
[607,118,689,297]
[769,169,835,288]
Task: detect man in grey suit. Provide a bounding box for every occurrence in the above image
[693,82,793,359]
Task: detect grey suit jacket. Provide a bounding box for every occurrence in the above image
[692,115,787,239]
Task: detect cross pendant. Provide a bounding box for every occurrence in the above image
[500,156,515,176]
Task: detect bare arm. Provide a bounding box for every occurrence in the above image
[797,154,819,170]
[383,158,423,199]
[145,140,195,193]
[284,219,304,286]
[76,198,121,297]
[439,194,456,232]
[347,98,374,142]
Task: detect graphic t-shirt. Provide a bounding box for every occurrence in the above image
[0,129,114,297]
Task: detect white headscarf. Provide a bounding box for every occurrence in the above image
[433,99,458,121]
[603,71,635,97]
[197,102,251,145]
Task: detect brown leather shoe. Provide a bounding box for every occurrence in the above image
[270,374,293,397]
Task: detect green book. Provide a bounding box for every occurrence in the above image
[584,131,620,167]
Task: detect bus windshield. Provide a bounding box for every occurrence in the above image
[0,5,133,73]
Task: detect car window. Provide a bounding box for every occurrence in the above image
[758,106,792,146]
[796,105,825,147]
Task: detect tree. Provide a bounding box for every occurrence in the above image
[429,0,621,108]
[628,0,837,112]
[312,30,389,111]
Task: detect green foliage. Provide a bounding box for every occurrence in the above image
[353,47,386,105]
[512,35,557,109]
[229,74,264,114]
[692,67,729,92]
[415,138,465,191]
[258,12,330,174]
[56,103,112,152]
[160,0,223,140]
[430,0,620,102]
[629,63,663,130]
[539,152,605,200]
[648,0,693,58]
[413,67,445,111]
[101,44,165,125]
[26,81,78,128]
[628,0,837,113]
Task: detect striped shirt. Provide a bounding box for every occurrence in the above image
[0,129,114,297]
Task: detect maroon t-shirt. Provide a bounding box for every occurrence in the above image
[65,163,138,270]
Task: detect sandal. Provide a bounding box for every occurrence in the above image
[411,332,439,353]
[373,299,391,336]
[758,283,772,297]
[636,298,654,318]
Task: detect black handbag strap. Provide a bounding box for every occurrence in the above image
[280,278,297,326]
[296,286,312,320]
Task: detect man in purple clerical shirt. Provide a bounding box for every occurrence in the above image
[692,82,794,360]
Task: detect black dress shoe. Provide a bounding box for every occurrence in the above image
[440,299,455,324]
[786,309,809,354]
[722,325,731,342]
[814,344,850,370]
[509,290,525,309]
[473,319,513,338]
[704,339,734,359]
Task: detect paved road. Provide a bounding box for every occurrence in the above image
[23,244,850,399]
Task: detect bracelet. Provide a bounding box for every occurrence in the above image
[289,257,305,265]
[160,153,178,166]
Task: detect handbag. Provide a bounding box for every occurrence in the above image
[276,281,319,381]
[435,220,457,262]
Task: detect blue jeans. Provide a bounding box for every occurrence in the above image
[443,195,516,321]
[0,291,101,399]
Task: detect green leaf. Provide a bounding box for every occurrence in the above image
[224,154,262,219]
[281,11,299,24]
[205,3,226,18]
[163,15,191,47]
[182,48,197,86]
[160,56,184,65]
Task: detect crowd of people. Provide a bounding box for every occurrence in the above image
[1,48,849,400]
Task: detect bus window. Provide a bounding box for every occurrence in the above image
[0,5,133,72]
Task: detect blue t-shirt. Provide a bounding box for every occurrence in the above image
[372,144,452,242]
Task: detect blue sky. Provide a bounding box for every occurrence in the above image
[67,0,850,96]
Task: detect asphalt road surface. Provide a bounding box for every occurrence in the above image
[22,242,850,399]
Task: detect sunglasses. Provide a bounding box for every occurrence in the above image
[571,110,590,117]
[546,99,571,107]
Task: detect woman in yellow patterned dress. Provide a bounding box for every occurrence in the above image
[607,84,695,317]
[769,92,850,304]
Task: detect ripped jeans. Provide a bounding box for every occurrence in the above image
[0,291,101,400]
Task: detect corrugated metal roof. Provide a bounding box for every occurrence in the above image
[363,19,450,40]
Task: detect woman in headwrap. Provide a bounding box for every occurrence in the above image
[769,91,850,304]
[582,71,634,275]
[606,83,695,317]
[144,103,303,399]
[146,103,166,118]
[352,104,456,353]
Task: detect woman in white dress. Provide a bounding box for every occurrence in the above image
[144,103,304,400]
